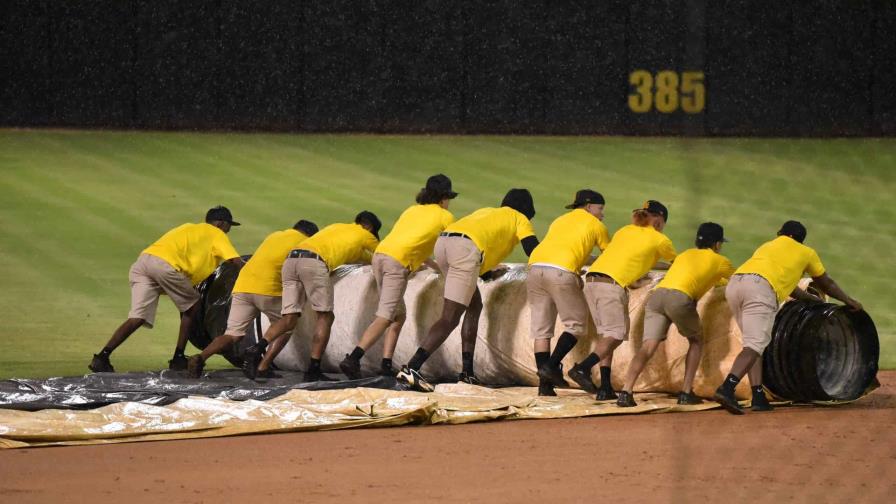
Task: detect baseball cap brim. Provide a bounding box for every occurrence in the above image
[447,191,459,199]
[229,220,241,226]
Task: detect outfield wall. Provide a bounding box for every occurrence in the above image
[2,0,895,135]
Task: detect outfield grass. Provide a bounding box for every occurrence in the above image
[0,130,893,378]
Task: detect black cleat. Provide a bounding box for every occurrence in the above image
[713,386,745,415]
[256,368,282,379]
[241,343,263,380]
[567,364,598,394]
[677,391,703,405]
[303,369,336,382]
[596,387,618,401]
[751,392,774,412]
[456,371,482,386]
[616,390,636,407]
[396,365,434,392]
[537,362,566,387]
[186,355,205,379]
[88,353,115,373]
[538,380,557,397]
[338,354,362,380]
[168,354,188,371]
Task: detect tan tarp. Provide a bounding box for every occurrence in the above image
[0,384,730,449]
[276,264,798,399]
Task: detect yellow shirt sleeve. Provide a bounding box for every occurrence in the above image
[442,209,455,228]
[715,256,736,287]
[594,221,610,251]
[806,249,826,277]
[213,232,240,262]
[659,236,677,262]
[515,213,536,241]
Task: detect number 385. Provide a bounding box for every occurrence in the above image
[628,70,705,114]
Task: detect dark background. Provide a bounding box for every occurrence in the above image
[2,0,894,135]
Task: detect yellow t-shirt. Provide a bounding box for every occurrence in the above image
[657,248,735,300]
[735,236,826,302]
[142,223,240,285]
[445,206,536,274]
[376,204,455,270]
[588,224,677,287]
[528,209,609,272]
[233,229,309,296]
[302,223,379,270]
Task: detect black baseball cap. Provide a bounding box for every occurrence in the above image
[502,188,536,220]
[778,220,807,243]
[635,200,668,222]
[426,174,458,199]
[205,206,240,226]
[565,189,605,209]
[697,222,728,244]
[355,210,382,240]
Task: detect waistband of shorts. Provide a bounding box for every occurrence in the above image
[439,232,473,241]
[585,272,619,285]
[288,249,328,269]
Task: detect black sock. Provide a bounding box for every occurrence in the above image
[100,347,113,357]
[173,348,185,358]
[408,348,430,371]
[308,358,321,373]
[381,358,393,372]
[534,351,549,369]
[256,339,268,351]
[721,373,741,393]
[349,346,365,361]
[549,332,578,366]
[578,352,600,372]
[462,352,474,374]
[599,366,612,390]
[752,385,765,396]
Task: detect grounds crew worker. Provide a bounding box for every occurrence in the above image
[528,189,609,396]
[241,211,382,381]
[396,189,540,391]
[616,222,735,407]
[570,200,676,400]
[713,221,863,414]
[89,206,243,373]
[339,175,457,379]
[186,219,319,379]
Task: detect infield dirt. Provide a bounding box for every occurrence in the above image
[1,371,893,503]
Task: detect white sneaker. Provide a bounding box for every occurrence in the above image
[396,365,434,392]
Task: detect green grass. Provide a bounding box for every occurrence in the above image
[1,130,893,378]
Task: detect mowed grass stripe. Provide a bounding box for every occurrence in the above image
[0,131,892,378]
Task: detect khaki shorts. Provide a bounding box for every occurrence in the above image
[726,274,778,354]
[643,288,701,341]
[372,253,410,321]
[281,257,333,314]
[526,266,588,340]
[128,253,199,328]
[434,236,482,307]
[223,293,284,338]
[584,281,630,341]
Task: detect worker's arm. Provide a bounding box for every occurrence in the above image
[812,273,863,311]
[789,286,822,303]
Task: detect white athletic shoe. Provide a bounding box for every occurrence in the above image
[396,366,434,392]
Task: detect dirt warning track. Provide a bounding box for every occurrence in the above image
[1,371,894,504]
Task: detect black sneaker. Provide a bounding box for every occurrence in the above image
[713,386,744,415]
[538,380,557,397]
[396,365,434,392]
[567,364,598,394]
[186,355,205,379]
[338,354,362,380]
[616,390,636,407]
[257,368,282,379]
[303,369,336,382]
[168,354,188,371]
[751,392,774,412]
[456,371,482,386]
[88,353,114,373]
[537,362,566,387]
[241,343,263,380]
[677,391,703,405]
[596,387,618,401]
